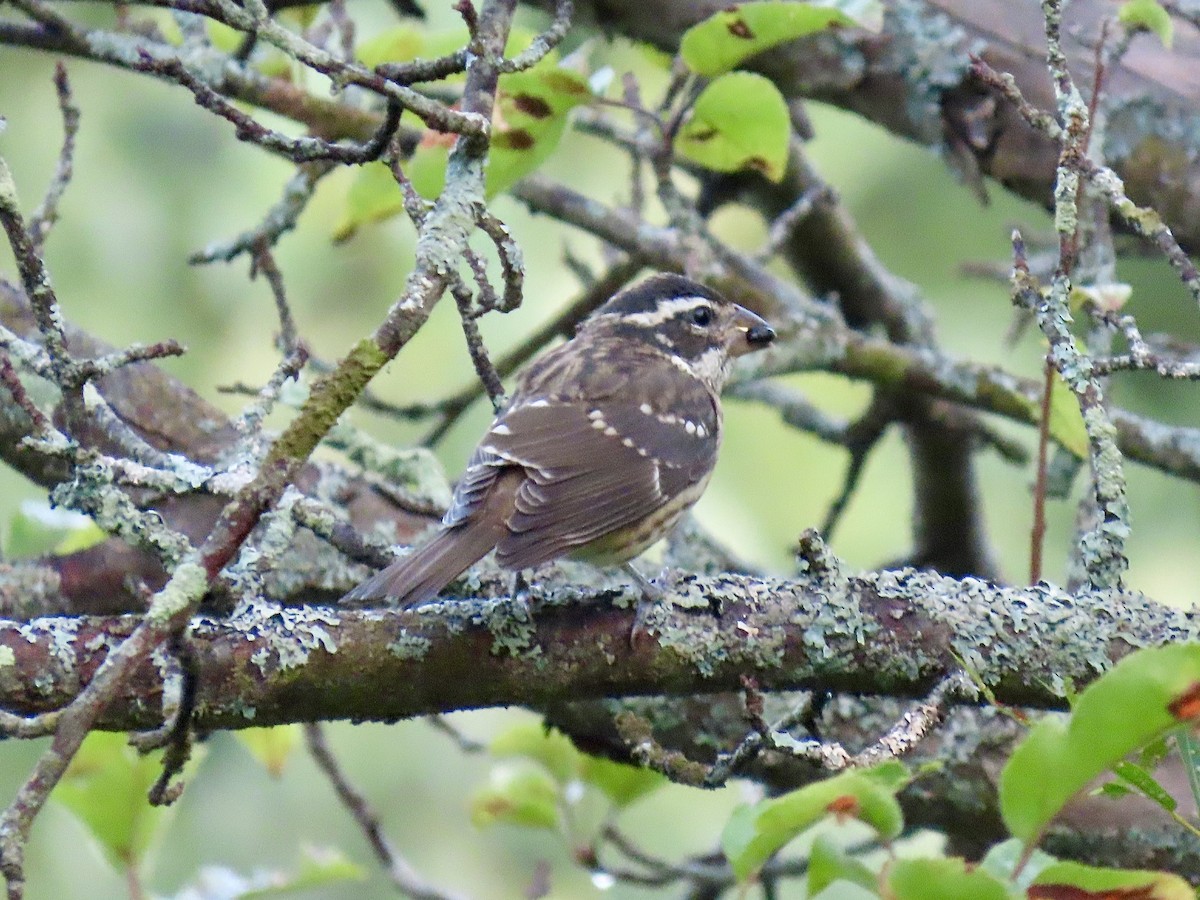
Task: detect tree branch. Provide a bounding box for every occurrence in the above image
[0,568,1192,729]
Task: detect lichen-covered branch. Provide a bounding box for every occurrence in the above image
[0,568,1191,730]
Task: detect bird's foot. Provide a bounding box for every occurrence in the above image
[622,561,665,603]
[625,563,670,651]
[509,569,531,600]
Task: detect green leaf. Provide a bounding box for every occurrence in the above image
[1118,0,1174,48]
[338,60,591,235]
[53,732,174,871]
[490,722,581,783]
[54,521,108,554]
[676,72,790,182]
[400,64,594,204]
[807,835,877,895]
[681,1,883,77]
[334,162,405,243]
[1031,860,1193,900]
[722,762,906,881]
[471,763,561,830]
[5,500,103,559]
[485,65,593,197]
[979,837,1057,890]
[579,754,666,807]
[237,726,302,778]
[1047,370,1088,459]
[1176,728,1200,826]
[887,858,1010,900]
[1096,781,1134,800]
[811,882,880,900]
[207,20,245,54]
[357,24,471,72]
[1139,735,1172,770]
[356,25,426,70]
[182,847,365,898]
[1110,760,1177,813]
[1000,643,1200,844]
[1070,281,1132,313]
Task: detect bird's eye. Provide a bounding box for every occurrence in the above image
[690,306,713,327]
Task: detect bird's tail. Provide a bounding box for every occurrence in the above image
[341,515,507,608]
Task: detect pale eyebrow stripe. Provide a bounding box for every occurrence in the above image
[600,296,713,327]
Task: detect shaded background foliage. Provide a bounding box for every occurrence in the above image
[1,1,1199,896]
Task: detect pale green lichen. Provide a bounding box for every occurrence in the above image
[1053,169,1080,237]
[219,603,341,675]
[388,629,432,660]
[477,598,539,657]
[648,575,795,678]
[325,424,452,510]
[147,560,209,624]
[0,156,18,208]
[0,646,15,668]
[886,0,976,144]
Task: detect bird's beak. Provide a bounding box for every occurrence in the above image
[728,304,776,357]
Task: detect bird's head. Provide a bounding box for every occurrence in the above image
[584,274,775,391]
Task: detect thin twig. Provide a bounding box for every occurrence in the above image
[251,241,301,356]
[304,724,468,900]
[496,0,572,73]
[1030,358,1054,584]
[134,50,403,165]
[27,64,79,252]
[820,393,896,540]
[418,257,643,444]
[971,53,1200,307]
[191,161,335,264]
[0,353,51,436]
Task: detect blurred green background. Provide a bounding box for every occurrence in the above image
[2,3,1199,897]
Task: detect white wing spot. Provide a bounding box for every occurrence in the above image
[588,409,604,420]
[591,418,607,430]
[621,437,636,448]
[492,423,512,435]
[639,403,653,415]
[696,424,707,438]
[603,426,619,437]
[684,420,697,435]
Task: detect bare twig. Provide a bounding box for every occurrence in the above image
[497,0,572,73]
[450,280,506,410]
[970,53,1200,308]
[1030,358,1054,584]
[419,257,642,444]
[754,185,828,265]
[251,242,301,356]
[134,50,403,165]
[26,64,79,252]
[305,724,469,900]
[763,672,972,772]
[191,161,335,264]
[820,392,895,540]
[0,353,50,437]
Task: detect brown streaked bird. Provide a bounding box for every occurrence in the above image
[343,273,776,608]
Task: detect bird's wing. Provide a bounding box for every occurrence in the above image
[481,386,720,569]
[442,443,504,529]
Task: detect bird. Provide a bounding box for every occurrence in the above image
[342,273,776,608]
